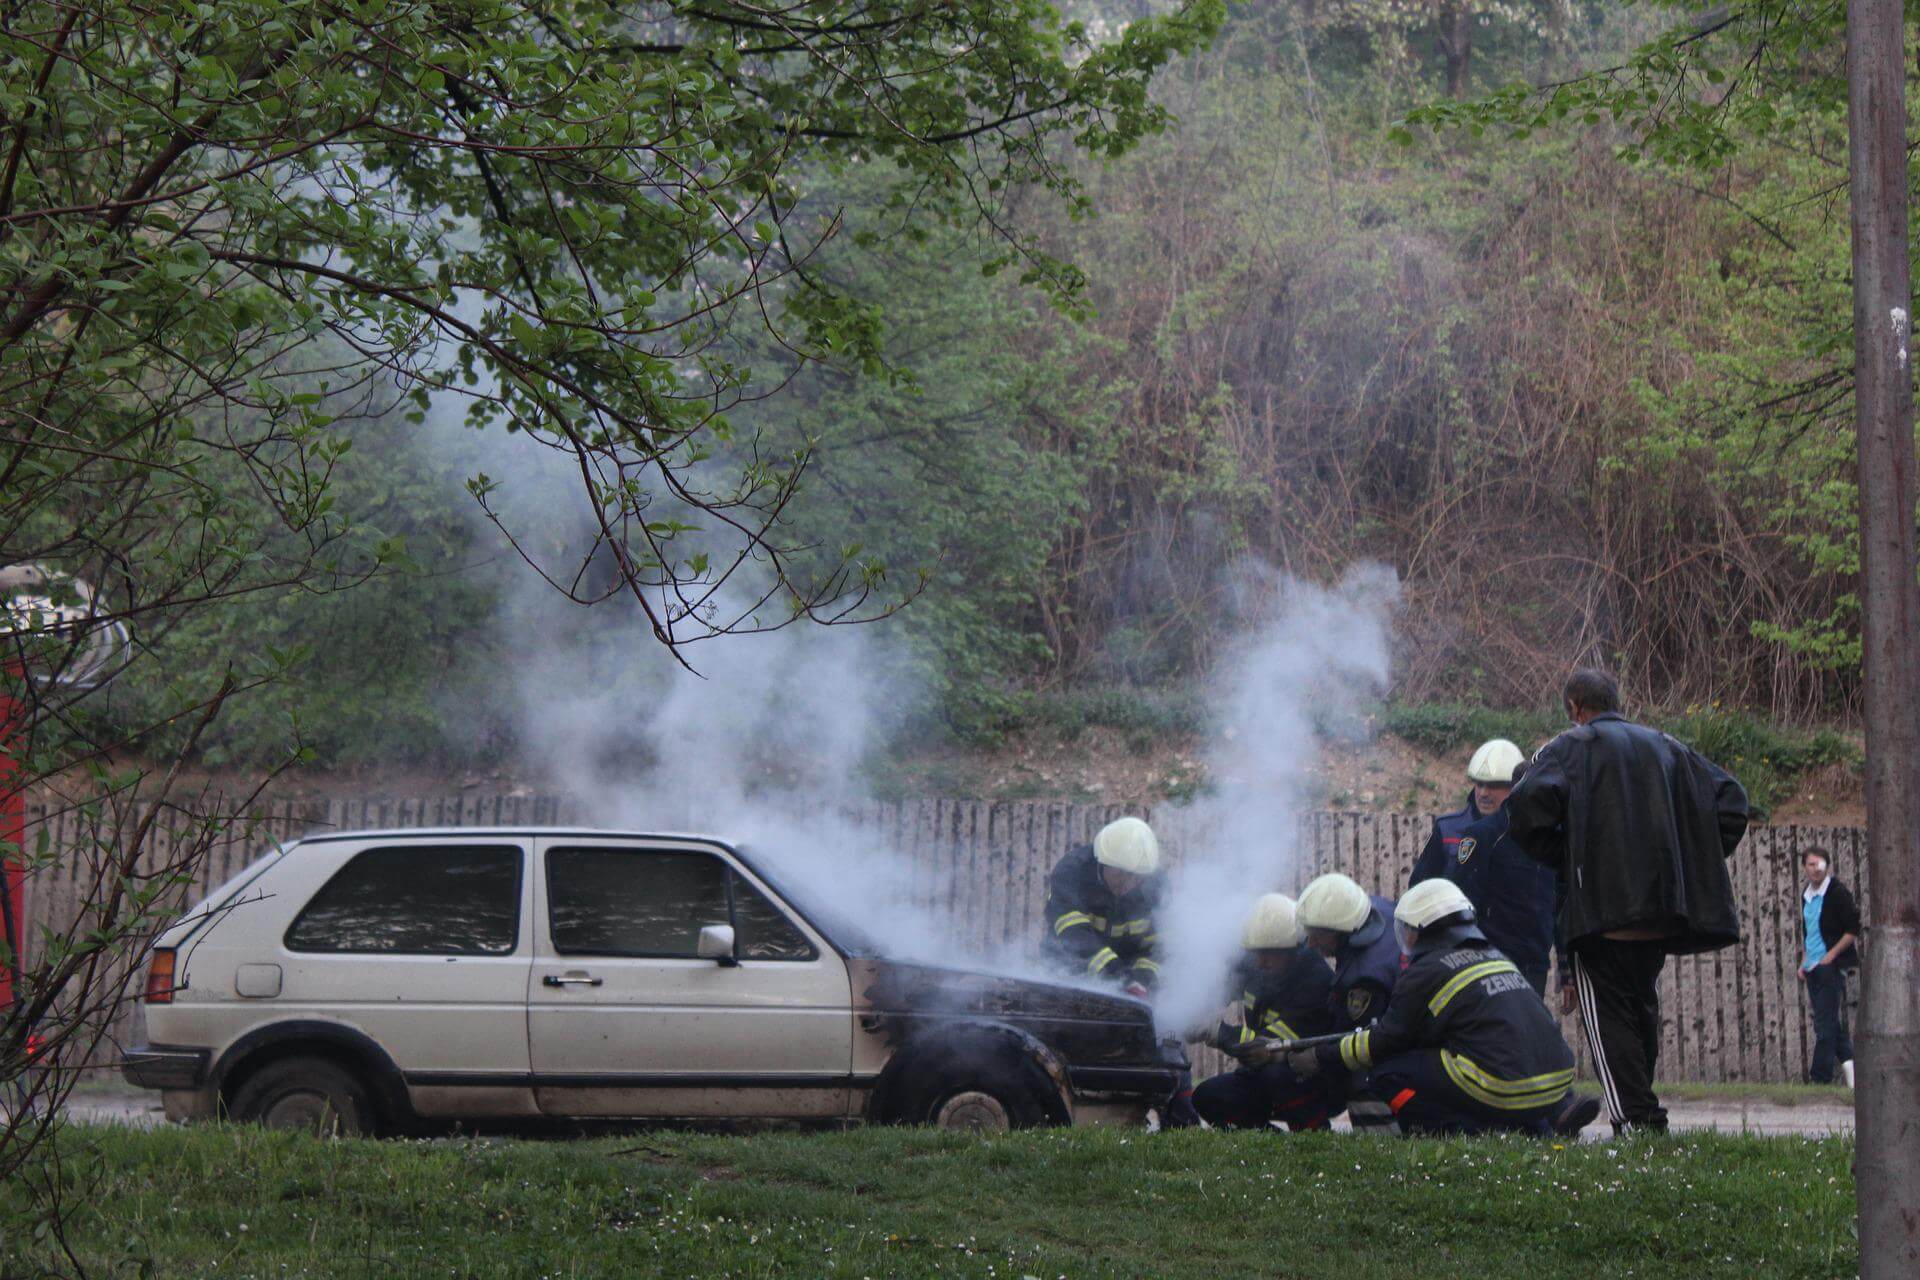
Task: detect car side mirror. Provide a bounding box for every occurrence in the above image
[697,924,738,966]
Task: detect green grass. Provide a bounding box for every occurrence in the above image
[1381,700,1567,757]
[1024,685,1209,752]
[5,1124,1859,1279]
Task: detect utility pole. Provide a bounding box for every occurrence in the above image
[1845,0,1920,1274]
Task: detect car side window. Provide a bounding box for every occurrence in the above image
[545,847,819,961]
[732,877,817,961]
[547,847,731,957]
[285,845,522,955]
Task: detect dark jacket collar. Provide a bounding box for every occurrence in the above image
[1349,906,1388,950]
[1412,920,1488,956]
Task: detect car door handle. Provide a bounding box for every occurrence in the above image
[543,973,603,987]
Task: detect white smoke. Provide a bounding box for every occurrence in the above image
[420,410,999,964]
[411,366,1399,996]
[1150,562,1399,1036]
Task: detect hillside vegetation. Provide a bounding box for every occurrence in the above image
[94,5,1873,771]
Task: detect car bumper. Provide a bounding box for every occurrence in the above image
[121,1044,211,1091]
[1067,1064,1179,1099]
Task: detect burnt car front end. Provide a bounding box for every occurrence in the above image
[849,958,1182,1127]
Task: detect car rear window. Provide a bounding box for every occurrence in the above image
[285,845,522,955]
[547,847,815,960]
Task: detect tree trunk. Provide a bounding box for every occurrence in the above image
[1844,0,1920,1274]
[1438,4,1472,99]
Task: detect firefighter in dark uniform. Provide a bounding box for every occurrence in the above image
[1420,757,1560,997]
[1290,879,1601,1137]
[1254,873,1402,1129]
[1296,873,1401,1032]
[1408,739,1522,885]
[1042,816,1165,992]
[1191,894,1336,1131]
[1042,817,1198,1125]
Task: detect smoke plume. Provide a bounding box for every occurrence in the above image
[1150,563,1399,1036]
[425,411,994,963]
[417,375,1400,1012]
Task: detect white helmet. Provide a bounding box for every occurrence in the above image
[1093,816,1161,876]
[1395,879,1475,929]
[1296,873,1370,934]
[1466,738,1524,785]
[1240,894,1302,950]
[1394,879,1475,952]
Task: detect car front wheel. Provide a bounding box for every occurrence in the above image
[914,1059,1059,1131]
[931,1088,1018,1132]
[228,1056,372,1137]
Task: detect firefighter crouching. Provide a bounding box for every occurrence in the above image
[1238,873,1401,1130]
[1191,894,1337,1131]
[1043,816,1200,1126]
[1043,816,1165,995]
[1289,880,1600,1138]
[1296,873,1401,1031]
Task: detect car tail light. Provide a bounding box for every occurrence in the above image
[144,948,177,1003]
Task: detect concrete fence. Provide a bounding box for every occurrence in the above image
[13,792,1864,1084]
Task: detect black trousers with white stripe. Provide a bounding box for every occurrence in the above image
[1571,937,1669,1131]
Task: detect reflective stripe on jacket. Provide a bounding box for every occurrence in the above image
[1041,844,1162,982]
[1319,922,1575,1110]
[1216,946,1335,1049]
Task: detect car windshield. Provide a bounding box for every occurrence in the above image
[732,842,884,957]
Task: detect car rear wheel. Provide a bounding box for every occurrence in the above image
[229,1057,372,1137]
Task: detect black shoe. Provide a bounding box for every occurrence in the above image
[1553,1096,1601,1137]
[1610,1117,1669,1137]
[1153,1093,1202,1130]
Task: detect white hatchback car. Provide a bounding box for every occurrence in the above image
[122,828,1179,1134]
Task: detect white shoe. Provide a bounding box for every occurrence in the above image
[1841,1060,1855,1088]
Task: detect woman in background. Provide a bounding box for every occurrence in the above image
[1797,847,1859,1087]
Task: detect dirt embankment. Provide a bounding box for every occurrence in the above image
[143,726,1862,826]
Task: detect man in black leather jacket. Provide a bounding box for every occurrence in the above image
[1505,668,1749,1134]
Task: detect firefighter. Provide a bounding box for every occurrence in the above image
[1042,816,1166,993]
[1290,879,1601,1138]
[1408,738,1526,886]
[1190,894,1337,1131]
[1424,757,1560,996]
[1042,816,1200,1126]
[1295,872,1401,1031]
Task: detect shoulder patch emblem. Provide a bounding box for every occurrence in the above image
[1456,837,1477,864]
[1346,987,1373,1022]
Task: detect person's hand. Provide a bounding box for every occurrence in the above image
[1123,981,1151,999]
[1559,980,1577,1015]
[1238,1042,1277,1068]
[1797,966,1809,982]
[1286,1049,1321,1079]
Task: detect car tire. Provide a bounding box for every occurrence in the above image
[229,1056,373,1137]
[905,1057,1061,1132]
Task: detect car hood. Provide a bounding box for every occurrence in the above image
[852,958,1153,1024]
